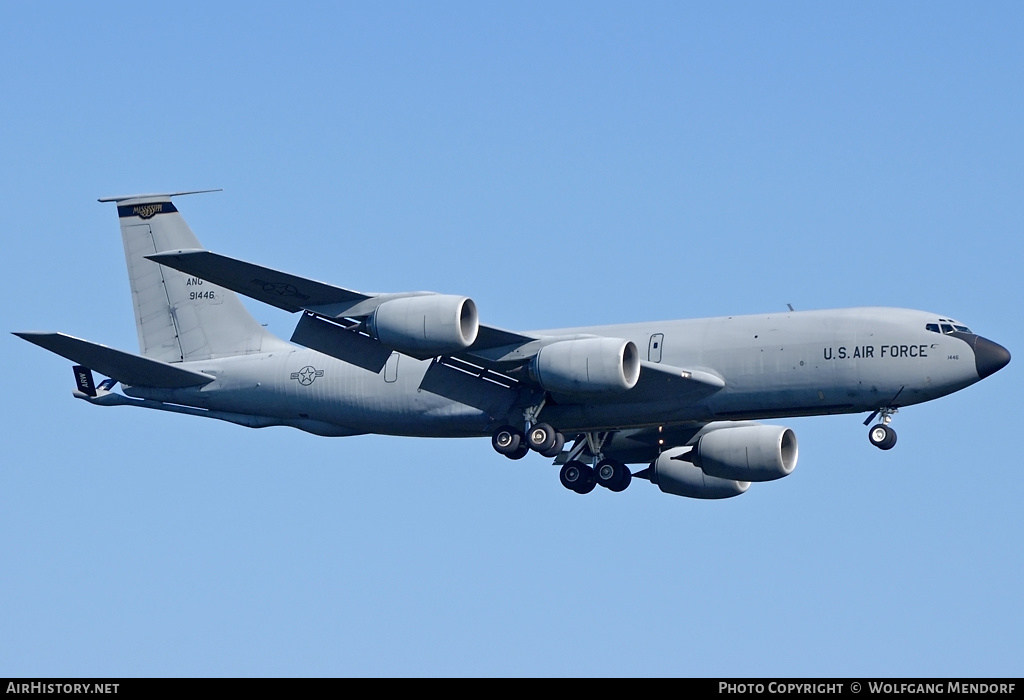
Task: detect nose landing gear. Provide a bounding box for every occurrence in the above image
[864,406,899,450]
[868,423,898,450]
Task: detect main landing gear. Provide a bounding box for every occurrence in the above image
[864,406,898,450]
[558,456,631,494]
[559,461,596,494]
[527,423,565,457]
[490,421,632,494]
[491,422,564,459]
[491,425,529,460]
[558,454,631,495]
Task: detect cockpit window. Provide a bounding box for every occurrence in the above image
[926,321,973,335]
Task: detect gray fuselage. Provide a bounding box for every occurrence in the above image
[122,307,1002,440]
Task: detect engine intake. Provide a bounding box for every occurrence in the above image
[369,295,479,357]
[530,337,641,394]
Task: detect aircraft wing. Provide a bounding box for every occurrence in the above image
[146,249,370,313]
[145,249,724,404]
[147,249,537,351]
[13,332,215,388]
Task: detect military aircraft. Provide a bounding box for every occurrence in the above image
[15,192,1011,500]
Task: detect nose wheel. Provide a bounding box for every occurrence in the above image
[864,406,899,450]
[868,423,898,450]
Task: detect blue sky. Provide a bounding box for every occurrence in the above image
[2,2,1022,677]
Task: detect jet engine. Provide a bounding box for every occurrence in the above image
[530,337,641,394]
[690,424,798,482]
[368,295,479,357]
[648,447,750,499]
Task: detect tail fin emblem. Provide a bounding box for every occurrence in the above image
[134,203,164,219]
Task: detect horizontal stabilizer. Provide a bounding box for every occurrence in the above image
[147,250,369,313]
[13,332,215,388]
[98,190,222,203]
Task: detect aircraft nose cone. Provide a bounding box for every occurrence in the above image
[974,336,1011,379]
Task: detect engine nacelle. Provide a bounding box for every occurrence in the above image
[369,294,479,357]
[649,447,750,499]
[692,424,798,482]
[530,337,641,394]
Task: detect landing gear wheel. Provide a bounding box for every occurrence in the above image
[539,432,565,459]
[595,459,631,492]
[508,443,530,460]
[492,425,525,457]
[868,424,897,450]
[559,461,596,494]
[527,423,558,453]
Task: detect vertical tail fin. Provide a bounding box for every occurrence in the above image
[99,191,284,362]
